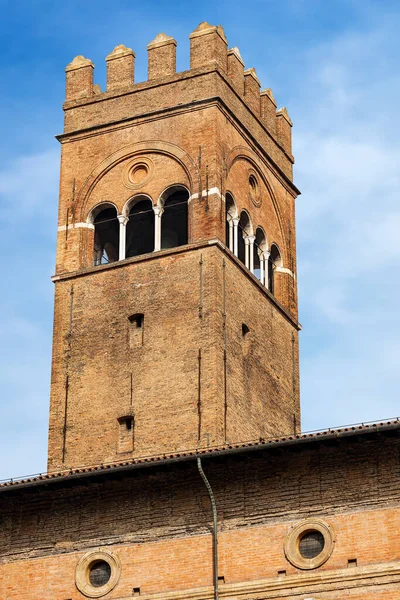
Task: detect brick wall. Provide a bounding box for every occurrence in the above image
[1,434,399,598]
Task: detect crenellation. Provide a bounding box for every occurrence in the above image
[189,21,228,72]
[65,55,94,101]
[260,88,277,137]
[227,46,244,96]
[105,44,135,91]
[244,67,261,117]
[147,33,177,80]
[276,106,293,156]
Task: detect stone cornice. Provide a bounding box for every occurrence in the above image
[125,563,400,599]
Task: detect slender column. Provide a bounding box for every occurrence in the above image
[232,217,239,257]
[263,251,270,288]
[117,215,129,260]
[248,235,255,273]
[228,219,234,252]
[244,237,250,269]
[153,205,163,251]
[260,254,265,285]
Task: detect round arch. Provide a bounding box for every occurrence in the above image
[122,193,154,217]
[86,201,118,225]
[79,140,198,220]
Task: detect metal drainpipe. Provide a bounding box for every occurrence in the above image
[197,457,219,600]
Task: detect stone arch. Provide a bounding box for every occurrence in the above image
[226,145,287,263]
[79,141,198,222]
[87,201,118,225]
[122,193,154,218]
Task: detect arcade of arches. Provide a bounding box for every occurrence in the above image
[91,187,282,296]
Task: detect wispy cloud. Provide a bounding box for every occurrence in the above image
[294,13,400,429]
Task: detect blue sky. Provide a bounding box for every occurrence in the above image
[1,0,400,480]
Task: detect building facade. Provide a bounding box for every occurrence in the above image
[1,22,399,600]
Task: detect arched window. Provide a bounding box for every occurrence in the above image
[161,187,189,249]
[93,205,119,266]
[268,243,282,295]
[225,193,237,252]
[238,211,252,267]
[126,198,154,258]
[254,227,267,282]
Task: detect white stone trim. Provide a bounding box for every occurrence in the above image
[190,188,224,201]
[276,266,296,279]
[58,222,95,232]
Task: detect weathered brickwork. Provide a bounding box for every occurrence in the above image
[1,434,400,598]
[49,21,300,471]
[48,243,299,471]
[2,20,398,600]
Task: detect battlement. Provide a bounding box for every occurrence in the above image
[64,22,292,159]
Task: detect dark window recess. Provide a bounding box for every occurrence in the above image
[89,561,111,587]
[238,211,251,266]
[277,570,286,577]
[268,243,281,295]
[161,190,188,249]
[242,323,250,336]
[126,199,154,258]
[299,531,325,559]
[128,314,144,348]
[132,588,141,597]
[93,207,119,266]
[348,558,357,567]
[118,417,134,453]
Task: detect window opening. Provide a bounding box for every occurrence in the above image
[118,416,134,453]
[128,314,144,348]
[298,531,325,559]
[126,198,154,258]
[225,193,236,250]
[238,211,251,266]
[242,323,250,336]
[93,206,119,266]
[161,189,189,249]
[89,560,112,587]
[268,243,281,295]
[254,227,266,281]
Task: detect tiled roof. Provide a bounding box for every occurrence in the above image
[1,419,399,492]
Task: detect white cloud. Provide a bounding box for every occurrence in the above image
[294,14,400,430]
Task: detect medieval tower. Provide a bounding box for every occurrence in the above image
[48,22,300,472]
[1,22,399,600]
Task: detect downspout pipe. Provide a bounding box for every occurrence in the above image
[197,457,219,600]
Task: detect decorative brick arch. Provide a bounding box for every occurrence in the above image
[78,140,199,221]
[226,146,288,263]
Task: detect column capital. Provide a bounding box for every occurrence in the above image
[232,217,240,226]
[263,250,271,260]
[247,235,256,243]
[117,214,129,226]
[153,205,164,217]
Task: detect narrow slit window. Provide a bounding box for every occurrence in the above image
[118,416,134,453]
[128,314,144,348]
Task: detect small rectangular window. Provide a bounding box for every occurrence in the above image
[128,314,144,348]
[118,417,134,453]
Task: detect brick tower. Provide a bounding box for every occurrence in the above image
[2,23,400,600]
[48,22,300,472]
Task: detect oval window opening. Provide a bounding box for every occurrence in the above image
[299,530,325,559]
[89,560,112,587]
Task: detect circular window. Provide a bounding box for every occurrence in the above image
[299,530,325,559]
[248,172,261,207]
[129,163,148,185]
[284,519,335,570]
[89,561,112,587]
[75,550,121,597]
[122,157,153,190]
